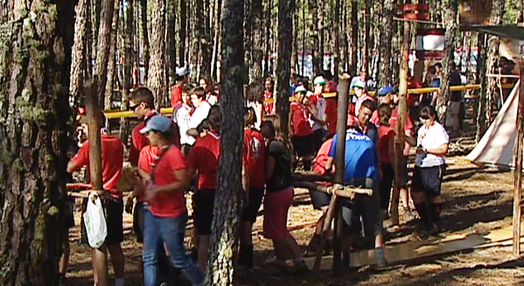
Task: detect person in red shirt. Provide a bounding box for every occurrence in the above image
[264,77,275,115]
[67,113,125,286]
[187,105,249,269]
[135,115,204,286]
[290,88,315,170]
[239,107,267,270]
[353,80,374,117]
[407,77,423,124]
[171,67,189,108]
[376,104,396,220]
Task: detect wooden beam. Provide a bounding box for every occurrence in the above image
[513,67,524,257]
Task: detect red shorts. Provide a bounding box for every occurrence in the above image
[263,187,294,239]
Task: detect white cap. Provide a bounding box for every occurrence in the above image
[295,85,307,93]
[175,67,189,77]
[314,76,326,86]
[353,80,366,89]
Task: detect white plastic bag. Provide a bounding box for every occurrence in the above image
[83,193,107,248]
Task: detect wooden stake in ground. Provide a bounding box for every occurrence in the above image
[331,77,350,276]
[513,65,524,257]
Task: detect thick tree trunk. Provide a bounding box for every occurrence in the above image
[179,0,187,66]
[351,0,358,69]
[204,0,245,284]
[191,0,204,80]
[70,0,89,108]
[120,0,134,141]
[91,0,102,77]
[0,0,74,284]
[148,0,167,109]
[276,0,294,140]
[436,0,458,123]
[309,0,320,75]
[95,0,116,109]
[251,0,264,80]
[378,0,394,86]
[105,0,121,110]
[141,0,150,79]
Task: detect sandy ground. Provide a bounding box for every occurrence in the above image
[64,155,524,286]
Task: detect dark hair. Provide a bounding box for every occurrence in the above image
[207,105,221,133]
[261,115,293,152]
[197,119,210,134]
[322,70,333,81]
[419,105,437,120]
[265,77,275,86]
[434,63,442,69]
[360,99,376,113]
[191,87,207,100]
[245,107,257,127]
[184,84,195,93]
[129,87,155,108]
[200,77,212,90]
[246,83,265,103]
[377,104,392,126]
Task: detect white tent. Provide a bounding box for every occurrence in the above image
[466,81,520,167]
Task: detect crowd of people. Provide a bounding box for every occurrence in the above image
[60,65,454,286]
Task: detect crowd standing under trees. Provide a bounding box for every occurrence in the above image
[1,0,523,286]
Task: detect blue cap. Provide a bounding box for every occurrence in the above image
[378,85,396,96]
[140,115,172,134]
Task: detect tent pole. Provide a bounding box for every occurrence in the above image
[513,68,524,257]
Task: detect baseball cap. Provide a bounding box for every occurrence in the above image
[353,80,366,89]
[175,67,189,77]
[378,85,396,96]
[140,115,172,134]
[295,85,307,93]
[314,76,327,86]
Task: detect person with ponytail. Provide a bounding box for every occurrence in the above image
[376,104,396,221]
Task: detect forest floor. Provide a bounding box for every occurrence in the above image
[65,155,524,286]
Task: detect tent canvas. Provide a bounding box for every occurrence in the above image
[466,81,520,167]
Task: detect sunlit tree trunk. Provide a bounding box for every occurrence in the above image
[149,0,167,108]
[309,0,320,75]
[95,0,116,108]
[105,0,121,110]
[70,0,89,108]
[351,0,358,69]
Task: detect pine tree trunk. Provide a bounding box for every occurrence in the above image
[378,0,394,86]
[334,0,342,76]
[211,0,222,81]
[309,0,320,75]
[363,0,371,74]
[276,0,295,140]
[179,0,187,66]
[436,0,458,123]
[166,0,177,80]
[251,0,264,80]
[342,3,349,72]
[292,3,299,74]
[141,0,150,79]
[91,0,102,77]
[0,0,74,284]
[105,0,121,110]
[204,0,245,284]
[201,0,212,78]
[351,0,358,69]
[518,0,524,23]
[318,0,325,74]
[121,0,134,142]
[149,0,167,109]
[95,0,116,109]
[70,0,89,108]
[191,0,204,80]
[475,32,488,142]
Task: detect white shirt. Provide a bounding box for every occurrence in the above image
[416,122,449,167]
[207,93,218,105]
[312,96,327,131]
[189,101,211,129]
[173,104,194,145]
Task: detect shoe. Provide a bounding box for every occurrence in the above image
[290,260,309,275]
[403,208,415,221]
[420,222,439,236]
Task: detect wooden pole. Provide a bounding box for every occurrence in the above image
[84,78,108,286]
[332,77,349,275]
[513,67,524,257]
[391,18,410,226]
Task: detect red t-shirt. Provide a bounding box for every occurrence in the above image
[325,98,338,137]
[171,85,183,108]
[377,126,395,164]
[313,139,333,186]
[290,101,313,137]
[264,92,274,114]
[137,145,158,202]
[70,134,124,197]
[147,145,187,217]
[187,131,220,189]
[244,128,266,188]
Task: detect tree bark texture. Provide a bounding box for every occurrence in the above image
[0,0,74,284]
[250,0,263,80]
[276,0,294,140]
[70,0,89,108]
[166,0,177,80]
[204,0,244,284]
[351,0,358,70]
[318,0,324,73]
[191,0,203,80]
[178,0,187,66]
[120,0,134,141]
[436,0,458,123]
[140,0,150,79]
[475,32,488,142]
[309,0,320,75]
[94,0,115,109]
[105,0,121,110]
[292,2,299,74]
[148,0,166,109]
[363,0,371,74]
[91,0,102,77]
[334,0,342,76]
[379,0,394,86]
[201,0,212,78]
[211,0,222,81]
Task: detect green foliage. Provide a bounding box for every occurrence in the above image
[15,95,48,124]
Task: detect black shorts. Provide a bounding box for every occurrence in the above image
[81,196,124,246]
[379,163,394,210]
[242,186,265,223]
[312,129,327,151]
[193,189,216,235]
[292,134,316,157]
[412,165,445,198]
[309,188,332,210]
[133,201,145,243]
[339,182,382,237]
[64,196,75,229]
